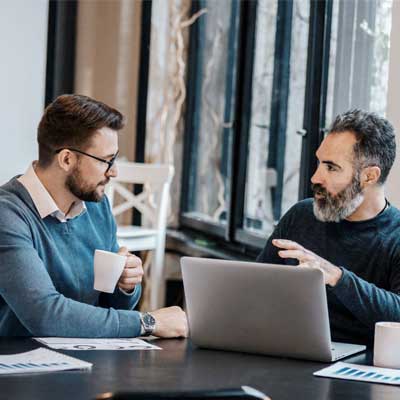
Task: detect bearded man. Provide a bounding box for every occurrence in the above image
[0,94,188,338]
[257,109,400,346]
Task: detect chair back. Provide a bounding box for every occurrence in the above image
[107,161,174,231]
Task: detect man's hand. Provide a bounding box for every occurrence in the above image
[272,239,343,287]
[150,306,188,338]
[117,247,144,293]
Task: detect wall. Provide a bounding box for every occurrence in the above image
[74,0,142,163]
[385,0,400,206]
[0,0,48,184]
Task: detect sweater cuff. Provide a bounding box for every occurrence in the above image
[118,285,138,297]
[117,309,142,337]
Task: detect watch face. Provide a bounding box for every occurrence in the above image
[143,313,155,327]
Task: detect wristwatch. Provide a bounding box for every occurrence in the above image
[139,312,156,336]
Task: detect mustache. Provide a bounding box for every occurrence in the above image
[98,178,110,187]
[311,183,328,196]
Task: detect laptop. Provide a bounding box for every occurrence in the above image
[181,257,366,362]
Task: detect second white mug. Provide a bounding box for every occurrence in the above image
[374,321,400,369]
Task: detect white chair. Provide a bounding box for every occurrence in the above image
[107,161,174,310]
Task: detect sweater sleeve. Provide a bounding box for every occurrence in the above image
[329,266,400,328]
[0,204,142,338]
[99,285,142,310]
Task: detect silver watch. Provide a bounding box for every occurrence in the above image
[139,312,156,336]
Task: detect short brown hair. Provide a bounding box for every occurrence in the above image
[37,94,124,167]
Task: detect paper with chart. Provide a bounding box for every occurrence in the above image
[0,348,92,375]
[34,337,162,351]
[314,362,400,385]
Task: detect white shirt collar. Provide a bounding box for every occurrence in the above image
[18,162,86,222]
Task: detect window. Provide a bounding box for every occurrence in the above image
[326,0,393,121]
[181,0,393,253]
[182,0,236,234]
[241,0,309,243]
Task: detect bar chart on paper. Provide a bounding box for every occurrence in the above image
[314,362,400,385]
[0,348,92,375]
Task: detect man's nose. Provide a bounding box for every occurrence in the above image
[106,163,118,178]
[311,166,323,185]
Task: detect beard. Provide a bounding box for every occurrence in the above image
[312,172,364,223]
[66,166,109,202]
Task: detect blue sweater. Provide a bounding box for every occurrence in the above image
[0,177,142,337]
[257,198,400,346]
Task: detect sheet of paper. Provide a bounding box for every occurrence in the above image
[314,361,400,385]
[0,348,92,375]
[34,337,162,351]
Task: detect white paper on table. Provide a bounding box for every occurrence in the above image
[314,362,400,385]
[34,337,162,351]
[0,348,92,375]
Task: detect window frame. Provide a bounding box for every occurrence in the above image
[180,0,333,252]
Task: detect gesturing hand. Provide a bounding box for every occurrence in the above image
[272,239,343,287]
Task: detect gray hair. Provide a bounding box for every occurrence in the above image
[328,109,396,184]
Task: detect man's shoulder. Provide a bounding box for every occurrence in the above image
[275,198,316,234]
[384,203,400,228]
[0,180,37,236]
[0,179,32,216]
[282,198,314,219]
[388,203,400,216]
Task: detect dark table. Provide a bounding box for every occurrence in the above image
[0,338,399,400]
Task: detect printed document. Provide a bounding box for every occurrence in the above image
[0,348,91,375]
[35,337,162,351]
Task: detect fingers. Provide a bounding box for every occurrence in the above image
[118,268,143,290]
[118,282,140,291]
[278,249,314,263]
[119,266,143,282]
[122,254,143,274]
[273,239,318,264]
[272,239,304,250]
[118,252,144,291]
[117,246,129,256]
[119,275,143,285]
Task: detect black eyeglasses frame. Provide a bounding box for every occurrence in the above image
[55,148,119,173]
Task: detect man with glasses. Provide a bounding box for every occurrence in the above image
[0,94,188,338]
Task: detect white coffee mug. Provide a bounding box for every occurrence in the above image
[93,249,126,293]
[374,322,400,369]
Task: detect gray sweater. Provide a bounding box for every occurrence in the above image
[257,198,400,346]
[0,178,142,337]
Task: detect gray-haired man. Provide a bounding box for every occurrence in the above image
[258,109,400,346]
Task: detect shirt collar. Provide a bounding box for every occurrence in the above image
[18,162,86,222]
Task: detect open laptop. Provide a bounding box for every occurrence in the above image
[181,257,366,362]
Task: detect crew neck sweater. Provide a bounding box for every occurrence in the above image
[257,198,400,346]
[0,177,141,337]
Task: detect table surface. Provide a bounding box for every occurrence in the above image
[0,338,399,400]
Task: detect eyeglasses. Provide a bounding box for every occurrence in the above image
[55,148,119,173]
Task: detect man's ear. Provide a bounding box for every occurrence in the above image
[57,149,77,173]
[361,165,381,187]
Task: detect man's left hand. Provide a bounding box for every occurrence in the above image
[272,239,342,287]
[117,247,144,293]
